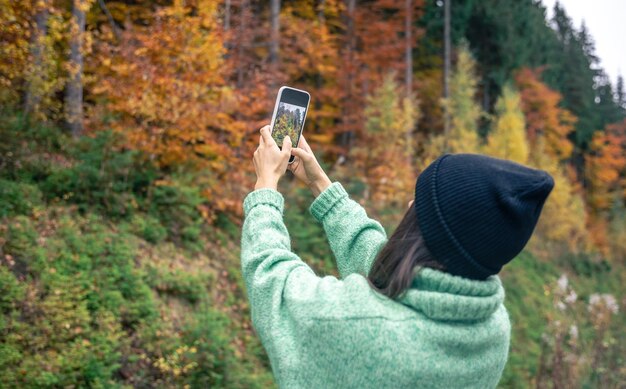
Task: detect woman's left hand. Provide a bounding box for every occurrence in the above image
[253,125,292,191]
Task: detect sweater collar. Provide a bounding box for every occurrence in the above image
[397,267,504,322]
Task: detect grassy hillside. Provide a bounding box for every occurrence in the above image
[0,115,274,387]
[0,114,624,387]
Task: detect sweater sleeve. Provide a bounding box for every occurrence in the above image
[240,188,335,345]
[309,182,388,279]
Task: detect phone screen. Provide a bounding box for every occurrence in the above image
[271,87,309,162]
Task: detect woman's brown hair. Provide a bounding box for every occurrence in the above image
[366,202,446,299]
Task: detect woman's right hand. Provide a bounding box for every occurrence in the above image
[288,135,332,197]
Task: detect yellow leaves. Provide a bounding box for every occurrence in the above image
[133,47,148,57]
[444,43,483,154]
[528,137,590,254]
[65,61,81,78]
[76,0,94,14]
[308,132,335,145]
[419,133,447,170]
[0,1,31,103]
[476,81,589,252]
[198,0,220,29]
[153,344,198,378]
[483,83,529,164]
[360,73,419,206]
[193,144,218,158]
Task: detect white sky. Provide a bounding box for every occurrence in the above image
[542,0,626,86]
[279,101,304,112]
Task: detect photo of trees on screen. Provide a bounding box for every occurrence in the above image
[272,102,305,146]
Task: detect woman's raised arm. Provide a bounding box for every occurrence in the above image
[309,182,388,279]
[288,136,387,278]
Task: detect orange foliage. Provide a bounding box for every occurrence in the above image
[585,119,626,214]
[514,67,576,161]
[278,1,342,152]
[91,0,247,216]
[86,0,426,216]
[269,0,425,157]
[92,0,234,162]
[340,0,424,150]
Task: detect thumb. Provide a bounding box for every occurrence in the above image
[282,135,292,157]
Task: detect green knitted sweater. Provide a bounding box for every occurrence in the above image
[241,182,511,388]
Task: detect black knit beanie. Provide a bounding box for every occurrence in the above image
[414,153,555,280]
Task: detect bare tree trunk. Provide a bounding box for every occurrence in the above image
[405,0,414,162]
[443,0,451,152]
[237,0,250,88]
[224,0,231,30]
[405,0,412,97]
[24,1,49,117]
[317,0,326,21]
[482,76,490,111]
[65,0,86,137]
[340,0,356,154]
[270,0,281,84]
[97,0,121,41]
[314,0,326,134]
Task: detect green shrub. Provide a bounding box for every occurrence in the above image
[3,215,37,257]
[181,306,275,388]
[0,112,274,387]
[148,175,206,249]
[0,211,160,386]
[42,130,157,218]
[0,112,68,182]
[0,179,43,217]
[498,251,559,386]
[145,266,211,304]
[558,251,612,278]
[2,113,211,251]
[281,182,336,275]
[0,267,25,313]
[129,214,167,243]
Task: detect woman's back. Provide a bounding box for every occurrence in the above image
[272,270,511,388]
[241,181,513,388]
[244,139,553,388]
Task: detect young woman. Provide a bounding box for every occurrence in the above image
[241,125,554,388]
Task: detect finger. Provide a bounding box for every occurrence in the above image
[291,146,311,161]
[260,125,275,147]
[287,158,299,171]
[299,135,313,153]
[282,135,292,157]
[259,133,265,146]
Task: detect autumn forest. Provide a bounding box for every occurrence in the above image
[0,0,624,387]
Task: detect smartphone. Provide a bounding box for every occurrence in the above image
[269,86,311,164]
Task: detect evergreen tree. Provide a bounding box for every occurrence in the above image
[483,83,528,164]
[417,0,621,154]
[550,5,603,150]
[420,43,482,167]
[357,73,420,206]
[617,75,625,110]
[444,43,482,154]
[595,72,624,128]
[456,0,561,111]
